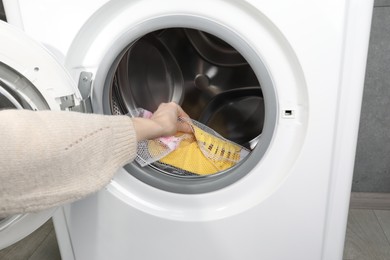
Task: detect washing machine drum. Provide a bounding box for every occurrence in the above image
[110,28,264,178]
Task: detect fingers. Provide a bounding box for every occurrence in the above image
[175,103,190,119]
[168,102,193,133]
[155,102,192,134]
[156,102,187,119]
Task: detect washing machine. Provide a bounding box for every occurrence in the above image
[1,0,373,259]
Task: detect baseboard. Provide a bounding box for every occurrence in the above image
[350,192,390,210]
[375,0,390,7]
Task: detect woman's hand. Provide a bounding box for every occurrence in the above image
[150,102,191,136]
[132,102,191,141]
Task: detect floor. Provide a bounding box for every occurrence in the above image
[344,209,390,260]
[0,219,61,260]
[0,207,389,259]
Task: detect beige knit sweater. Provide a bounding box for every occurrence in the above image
[0,110,137,217]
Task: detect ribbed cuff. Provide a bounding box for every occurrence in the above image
[107,115,138,167]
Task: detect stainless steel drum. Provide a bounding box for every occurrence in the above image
[115,34,184,114]
[108,28,265,191]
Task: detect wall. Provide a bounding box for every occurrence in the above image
[0,1,4,21]
[352,0,390,192]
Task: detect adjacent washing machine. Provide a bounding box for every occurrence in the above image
[1,0,373,259]
[0,18,82,250]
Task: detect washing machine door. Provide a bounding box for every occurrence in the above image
[0,21,84,249]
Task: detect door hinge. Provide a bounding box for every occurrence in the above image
[60,72,93,113]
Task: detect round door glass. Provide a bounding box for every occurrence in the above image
[105,28,274,193]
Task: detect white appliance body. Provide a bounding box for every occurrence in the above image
[2,0,373,259]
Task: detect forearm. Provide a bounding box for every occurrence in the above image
[0,110,137,216]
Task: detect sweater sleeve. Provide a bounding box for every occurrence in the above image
[0,109,137,217]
